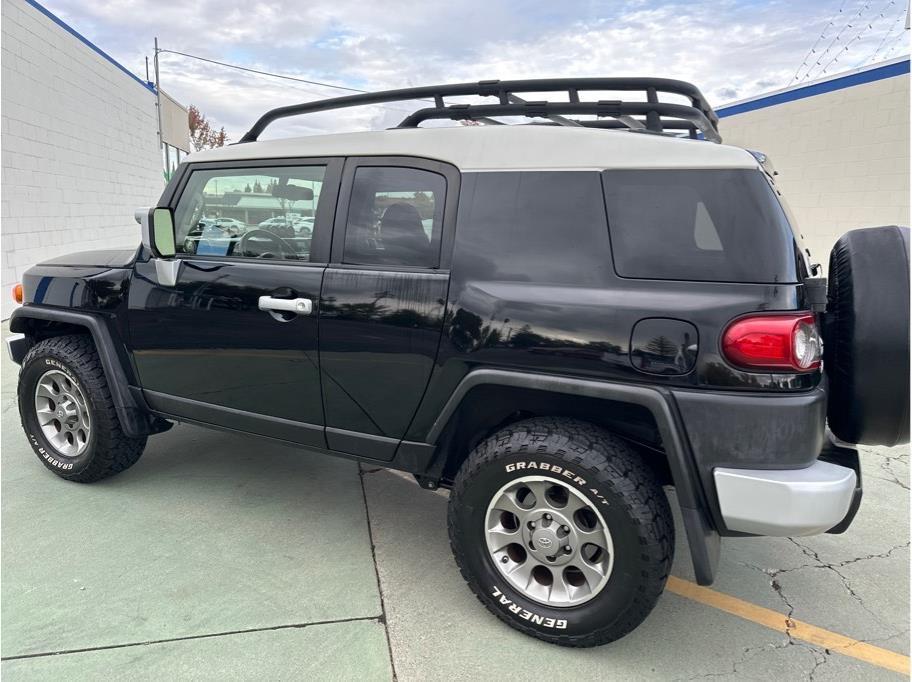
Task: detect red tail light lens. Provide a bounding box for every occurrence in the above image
[722,313,821,371]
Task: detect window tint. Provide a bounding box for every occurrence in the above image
[174,165,326,262]
[456,171,612,285]
[602,169,798,283]
[343,167,446,268]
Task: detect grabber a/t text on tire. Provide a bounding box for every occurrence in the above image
[447,417,674,647]
[17,335,147,483]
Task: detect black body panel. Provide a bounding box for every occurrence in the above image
[127,257,326,448]
[671,386,827,533]
[407,171,818,442]
[317,156,460,461]
[319,268,449,459]
[38,248,139,268]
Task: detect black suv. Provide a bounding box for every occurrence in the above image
[7,79,909,647]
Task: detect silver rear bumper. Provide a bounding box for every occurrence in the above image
[714,460,857,536]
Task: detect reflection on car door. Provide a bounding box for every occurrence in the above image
[318,157,460,460]
[127,159,342,448]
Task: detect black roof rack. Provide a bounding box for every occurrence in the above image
[239,77,721,144]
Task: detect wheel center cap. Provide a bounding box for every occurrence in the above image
[531,528,559,553]
[57,400,78,421]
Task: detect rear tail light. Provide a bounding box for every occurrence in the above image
[722,313,821,372]
[12,283,22,304]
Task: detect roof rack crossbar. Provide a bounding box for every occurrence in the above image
[396,101,721,143]
[238,77,721,144]
[507,94,583,128]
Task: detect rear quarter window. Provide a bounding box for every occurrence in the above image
[456,171,612,285]
[602,169,799,283]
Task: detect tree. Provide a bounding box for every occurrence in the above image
[645,335,676,357]
[188,105,229,151]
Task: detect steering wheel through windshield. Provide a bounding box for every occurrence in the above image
[238,229,296,259]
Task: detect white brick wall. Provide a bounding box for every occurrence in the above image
[1,0,164,318]
[718,64,910,267]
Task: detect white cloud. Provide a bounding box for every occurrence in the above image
[41,0,911,140]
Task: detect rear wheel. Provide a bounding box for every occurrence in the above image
[18,335,147,482]
[448,417,673,647]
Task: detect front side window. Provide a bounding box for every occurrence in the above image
[342,166,446,268]
[174,165,326,262]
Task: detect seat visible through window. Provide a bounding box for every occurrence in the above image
[379,203,430,264]
[342,166,445,268]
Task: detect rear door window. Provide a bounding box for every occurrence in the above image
[602,169,798,283]
[342,166,446,268]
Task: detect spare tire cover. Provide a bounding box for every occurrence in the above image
[825,225,910,445]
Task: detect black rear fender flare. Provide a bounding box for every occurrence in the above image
[425,369,720,585]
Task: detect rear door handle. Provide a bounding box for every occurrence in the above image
[258,296,313,315]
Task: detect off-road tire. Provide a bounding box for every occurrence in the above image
[825,225,910,445]
[448,417,674,647]
[18,335,147,482]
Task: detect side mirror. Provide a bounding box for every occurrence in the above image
[140,207,176,258]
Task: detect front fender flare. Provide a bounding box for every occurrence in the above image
[10,306,151,438]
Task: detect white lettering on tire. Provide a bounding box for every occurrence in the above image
[30,358,79,470]
[504,461,592,494]
[491,586,567,629]
[28,433,74,469]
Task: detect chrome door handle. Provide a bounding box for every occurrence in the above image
[258,296,313,315]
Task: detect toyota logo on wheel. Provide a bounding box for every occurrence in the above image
[537,537,553,549]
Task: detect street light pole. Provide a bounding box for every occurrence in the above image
[154,37,162,151]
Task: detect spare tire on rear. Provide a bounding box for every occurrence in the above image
[824,225,910,446]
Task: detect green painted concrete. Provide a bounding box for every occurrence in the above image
[1,620,391,681]
[2,321,908,680]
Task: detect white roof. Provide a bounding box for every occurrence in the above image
[188,125,759,172]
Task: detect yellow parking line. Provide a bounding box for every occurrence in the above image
[666,576,910,676]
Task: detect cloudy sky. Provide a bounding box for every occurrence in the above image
[41,0,910,141]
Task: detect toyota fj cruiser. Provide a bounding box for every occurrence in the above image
[7,78,910,647]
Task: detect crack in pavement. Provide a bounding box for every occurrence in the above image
[674,642,787,680]
[733,560,829,680]
[0,615,385,661]
[875,462,909,491]
[787,537,900,635]
[358,464,399,681]
[734,548,910,681]
[674,637,834,681]
[859,447,910,491]
[738,537,908,656]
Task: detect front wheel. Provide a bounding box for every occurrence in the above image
[447,417,673,647]
[18,335,147,483]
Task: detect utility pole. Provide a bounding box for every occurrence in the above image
[154,37,163,150]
